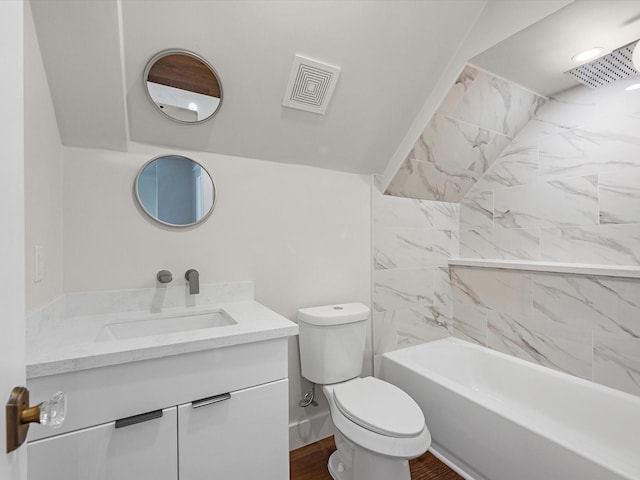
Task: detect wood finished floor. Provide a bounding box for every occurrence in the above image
[290,436,463,480]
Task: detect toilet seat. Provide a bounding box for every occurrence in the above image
[322,378,431,460]
[332,377,425,438]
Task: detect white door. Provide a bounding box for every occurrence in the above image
[0,0,26,479]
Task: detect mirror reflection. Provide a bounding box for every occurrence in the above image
[144,50,222,123]
[135,155,216,227]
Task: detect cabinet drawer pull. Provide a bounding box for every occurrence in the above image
[115,409,163,429]
[192,393,231,408]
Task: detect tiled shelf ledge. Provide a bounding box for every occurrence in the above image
[448,258,640,279]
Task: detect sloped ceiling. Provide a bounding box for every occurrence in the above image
[472,1,640,97]
[30,0,571,175]
[29,1,128,151]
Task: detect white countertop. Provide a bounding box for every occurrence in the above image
[27,300,298,379]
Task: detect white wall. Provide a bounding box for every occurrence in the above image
[62,143,372,447]
[27,0,372,448]
[24,0,63,313]
[25,0,372,443]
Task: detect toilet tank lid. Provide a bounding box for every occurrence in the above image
[297,303,369,326]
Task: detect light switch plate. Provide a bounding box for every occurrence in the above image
[34,245,44,283]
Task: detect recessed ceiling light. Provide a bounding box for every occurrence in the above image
[572,47,605,63]
[625,83,640,91]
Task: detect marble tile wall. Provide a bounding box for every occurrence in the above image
[372,187,458,354]
[454,76,640,397]
[386,64,544,202]
[451,266,640,397]
[460,78,640,264]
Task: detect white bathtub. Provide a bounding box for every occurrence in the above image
[377,337,640,480]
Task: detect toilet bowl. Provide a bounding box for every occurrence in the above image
[323,377,430,480]
[297,303,431,480]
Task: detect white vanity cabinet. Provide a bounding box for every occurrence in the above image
[178,379,289,479]
[29,407,178,480]
[27,338,291,480]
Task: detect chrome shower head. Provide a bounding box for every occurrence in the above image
[565,40,639,88]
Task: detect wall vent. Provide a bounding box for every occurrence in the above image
[282,55,341,115]
[565,41,639,88]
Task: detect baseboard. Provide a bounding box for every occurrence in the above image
[289,409,335,451]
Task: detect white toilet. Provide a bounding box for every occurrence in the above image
[297,303,431,480]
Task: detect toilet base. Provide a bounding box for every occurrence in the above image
[327,450,347,479]
[327,431,411,480]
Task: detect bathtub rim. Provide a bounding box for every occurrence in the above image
[377,337,640,480]
[380,337,640,404]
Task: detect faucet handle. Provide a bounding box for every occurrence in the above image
[156,270,173,284]
[185,269,200,295]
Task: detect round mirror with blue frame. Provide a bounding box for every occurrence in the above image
[135,154,216,227]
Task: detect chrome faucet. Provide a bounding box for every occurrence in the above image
[185,269,200,295]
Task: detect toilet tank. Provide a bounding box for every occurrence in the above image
[297,303,369,385]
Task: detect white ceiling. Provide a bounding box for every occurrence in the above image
[30,0,572,175]
[30,0,127,151]
[472,1,640,97]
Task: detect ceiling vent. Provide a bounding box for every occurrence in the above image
[282,54,341,114]
[565,41,639,88]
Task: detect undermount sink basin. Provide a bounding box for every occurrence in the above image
[95,310,236,342]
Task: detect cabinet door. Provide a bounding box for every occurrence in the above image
[28,407,177,480]
[178,379,289,480]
